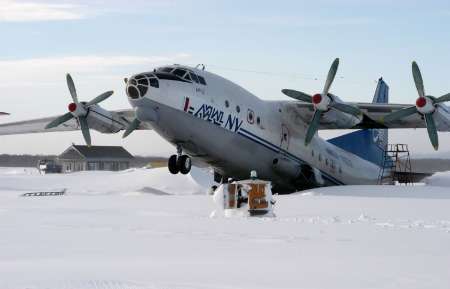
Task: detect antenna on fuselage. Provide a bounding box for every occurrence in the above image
[196,64,206,71]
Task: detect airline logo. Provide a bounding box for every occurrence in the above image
[183,97,243,132]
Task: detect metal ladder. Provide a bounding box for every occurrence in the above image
[378,144,413,185]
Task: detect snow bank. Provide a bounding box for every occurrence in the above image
[0,166,213,195]
[425,171,450,187]
[298,184,450,199]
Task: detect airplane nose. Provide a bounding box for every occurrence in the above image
[126,73,159,100]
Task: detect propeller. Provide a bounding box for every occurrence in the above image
[383,61,450,150]
[45,73,114,146]
[122,118,141,138]
[282,58,362,146]
[0,112,9,116]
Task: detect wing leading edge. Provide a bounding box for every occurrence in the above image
[0,109,151,137]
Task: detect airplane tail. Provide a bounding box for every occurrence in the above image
[328,78,389,167]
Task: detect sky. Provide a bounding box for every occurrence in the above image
[1,0,450,156]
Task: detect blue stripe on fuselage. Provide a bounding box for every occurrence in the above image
[238,128,344,186]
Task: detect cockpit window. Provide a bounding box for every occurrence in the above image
[154,72,191,83]
[149,78,159,88]
[198,75,207,85]
[159,67,173,73]
[183,73,191,81]
[151,67,207,85]
[173,69,187,78]
[190,72,199,83]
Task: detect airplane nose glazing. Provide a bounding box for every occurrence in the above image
[126,73,159,99]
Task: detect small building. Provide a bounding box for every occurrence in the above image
[58,145,134,173]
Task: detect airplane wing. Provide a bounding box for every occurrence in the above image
[0,109,150,136]
[284,101,450,131]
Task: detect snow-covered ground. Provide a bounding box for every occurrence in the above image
[1,167,450,289]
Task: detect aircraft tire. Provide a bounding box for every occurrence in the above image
[177,155,192,175]
[168,155,179,174]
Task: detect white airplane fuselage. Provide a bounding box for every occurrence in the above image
[127,65,380,193]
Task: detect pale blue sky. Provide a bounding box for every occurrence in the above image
[1,0,450,156]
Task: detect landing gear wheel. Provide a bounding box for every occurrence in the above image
[168,155,179,174]
[177,155,192,175]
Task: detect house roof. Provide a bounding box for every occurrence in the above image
[59,145,134,160]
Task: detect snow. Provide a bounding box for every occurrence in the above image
[0,167,450,289]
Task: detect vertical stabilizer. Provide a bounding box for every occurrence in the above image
[328,78,389,166]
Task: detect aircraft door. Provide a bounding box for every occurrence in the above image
[280,124,290,151]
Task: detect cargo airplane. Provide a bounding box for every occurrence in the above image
[1,59,449,193]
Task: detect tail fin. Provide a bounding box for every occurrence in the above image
[328,78,389,166]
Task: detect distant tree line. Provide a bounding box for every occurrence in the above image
[0,154,167,168]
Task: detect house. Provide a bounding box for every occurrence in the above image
[58,145,134,173]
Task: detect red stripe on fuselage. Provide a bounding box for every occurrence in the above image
[183,97,190,112]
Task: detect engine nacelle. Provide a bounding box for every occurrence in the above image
[86,105,126,134]
[322,109,362,128]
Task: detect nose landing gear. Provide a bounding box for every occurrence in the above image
[168,145,192,175]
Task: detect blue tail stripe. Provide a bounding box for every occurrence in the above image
[328,78,389,167]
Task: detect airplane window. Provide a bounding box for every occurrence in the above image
[319,154,322,162]
[137,85,147,96]
[247,109,254,124]
[160,67,173,73]
[198,76,207,85]
[184,73,192,81]
[190,73,199,83]
[326,159,329,166]
[155,73,190,83]
[256,116,261,125]
[135,74,146,80]
[127,86,139,99]
[312,150,315,157]
[138,78,148,86]
[236,105,241,113]
[173,69,187,78]
[225,100,229,108]
[149,78,159,88]
[339,167,342,174]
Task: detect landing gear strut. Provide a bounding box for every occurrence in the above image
[168,145,192,175]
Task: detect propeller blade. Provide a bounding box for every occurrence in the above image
[323,58,339,95]
[122,118,141,138]
[383,106,418,123]
[86,91,114,106]
[412,61,425,98]
[435,93,450,104]
[66,73,79,104]
[45,112,74,129]
[424,113,439,150]
[79,116,91,146]
[330,102,361,117]
[0,112,9,116]
[281,89,312,103]
[305,110,322,146]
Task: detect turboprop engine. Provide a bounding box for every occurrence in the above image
[384,61,450,150]
[45,73,126,146]
[282,58,362,146]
